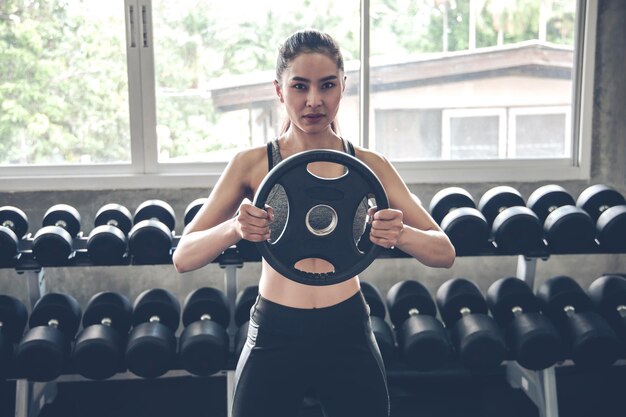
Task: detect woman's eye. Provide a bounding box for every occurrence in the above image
[322,82,336,89]
[292,83,307,90]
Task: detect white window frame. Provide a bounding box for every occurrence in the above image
[442,108,508,159]
[0,0,597,191]
[508,106,572,158]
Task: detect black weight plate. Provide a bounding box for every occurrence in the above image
[95,203,133,235]
[0,206,29,238]
[387,280,437,327]
[42,204,81,237]
[429,187,476,225]
[597,205,626,251]
[253,150,388,286]
[235,286,259,327]
[486,277,540,326]
[184,198,208,226]
[478,186,525,225]
[436,278,488,326]
[134,200,176,232]
[0,294,28,342]
[527,185,575,224]
[576,184,626,222]
[182,287,230,328]
[29,293,82,339]
[83,291,133,333]
[132,288,180,332]
[87,225,128,265]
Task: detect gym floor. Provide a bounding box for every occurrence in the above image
[1,363,625,417]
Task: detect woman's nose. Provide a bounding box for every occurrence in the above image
[306,88,322,107]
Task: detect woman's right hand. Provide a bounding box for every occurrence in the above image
[235,198,274,242]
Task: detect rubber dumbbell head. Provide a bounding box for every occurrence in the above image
[184,198,207,227]
[16,293,81,381]
[360,282,396,365]
[577,184,626,251]
[72,292,132,380]
[478,186,543,254]
[0,295,28,377]
[387,280,451,371]
[436,278,506,370]
[360,281,387,319]
[125,288,180,378]
[87,204,133,265]
[179,287,230,376]
[487,277,562,370]
[429,188,489,254]
[527,185,595,253]
[0,207,29,264]
[537,275,620,368]
[129,200,176,264]
[588,275,626,344]
[235,286,259,327]
[32,204,81,265]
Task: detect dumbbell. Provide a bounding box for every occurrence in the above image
[386,280,451,371]
[478,186,543,254]
[0,295,28,378]
[71,292,132,380]
[588,275,626,345]
[360,282,396,366]
[184,198,207,228]
[32,204,82,265]
[436,278,506,370]
[577,184,626,251]
[0,206,29,265]
[125,288,180,378]
[87,204,133,265]
[486,277,562,370]
[179,287,230,376]
[234,285,259,358]
[429,187,489,254]
[129,200,176,264]
[537,275,620,368]
[527,185,596,253]
[15,293,82,381]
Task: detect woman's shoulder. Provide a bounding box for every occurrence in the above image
[229,145,268,170]
[351,144,391,171]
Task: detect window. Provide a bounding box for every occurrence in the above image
[0,0,597,190]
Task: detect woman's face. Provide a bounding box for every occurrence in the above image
[275,52,345,136]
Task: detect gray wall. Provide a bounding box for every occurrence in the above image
[1,0,625,325]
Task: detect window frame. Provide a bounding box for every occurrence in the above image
[0,0,597,191]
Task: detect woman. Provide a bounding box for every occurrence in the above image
[173,29,455,417]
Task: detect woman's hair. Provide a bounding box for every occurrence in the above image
[276,30,344,135]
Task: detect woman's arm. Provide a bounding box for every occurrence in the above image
[172,148,271,273]
[359,150,456,268]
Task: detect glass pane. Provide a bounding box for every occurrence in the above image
[515,113,567,157]
[449,115,500,159]
[152,0,360,163]
[370,0,577,161]
[0,1,130,165]
[374,109,441,160]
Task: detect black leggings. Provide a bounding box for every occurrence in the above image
[232,290,390,417]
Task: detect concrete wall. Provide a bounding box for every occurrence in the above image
[1,0,625,327]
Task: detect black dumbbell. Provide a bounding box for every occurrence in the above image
[87,204,133,265]
[184,198,207,228]
[71,292,132,380]
[32,204,82,265]
[0,295,28,378]
[0,207,29,265]
[537,275,620,368]
[436,278,506,370]
[527,185,596,253]
[360,282,396,366]
[125,288,180,378]
[234,286,259,358]
[129,200,176,264]
[15,293,82,381]
[478,186,543,254]
[486,277,562,370]
[179,287,230,376]
[387,280,451,371]
[577,184,626,251]
[429,187,489,254]
[588,275,626,345]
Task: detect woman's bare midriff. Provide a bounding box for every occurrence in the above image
[259,259,361,309]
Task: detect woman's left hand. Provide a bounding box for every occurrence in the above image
[368,207,404,249]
